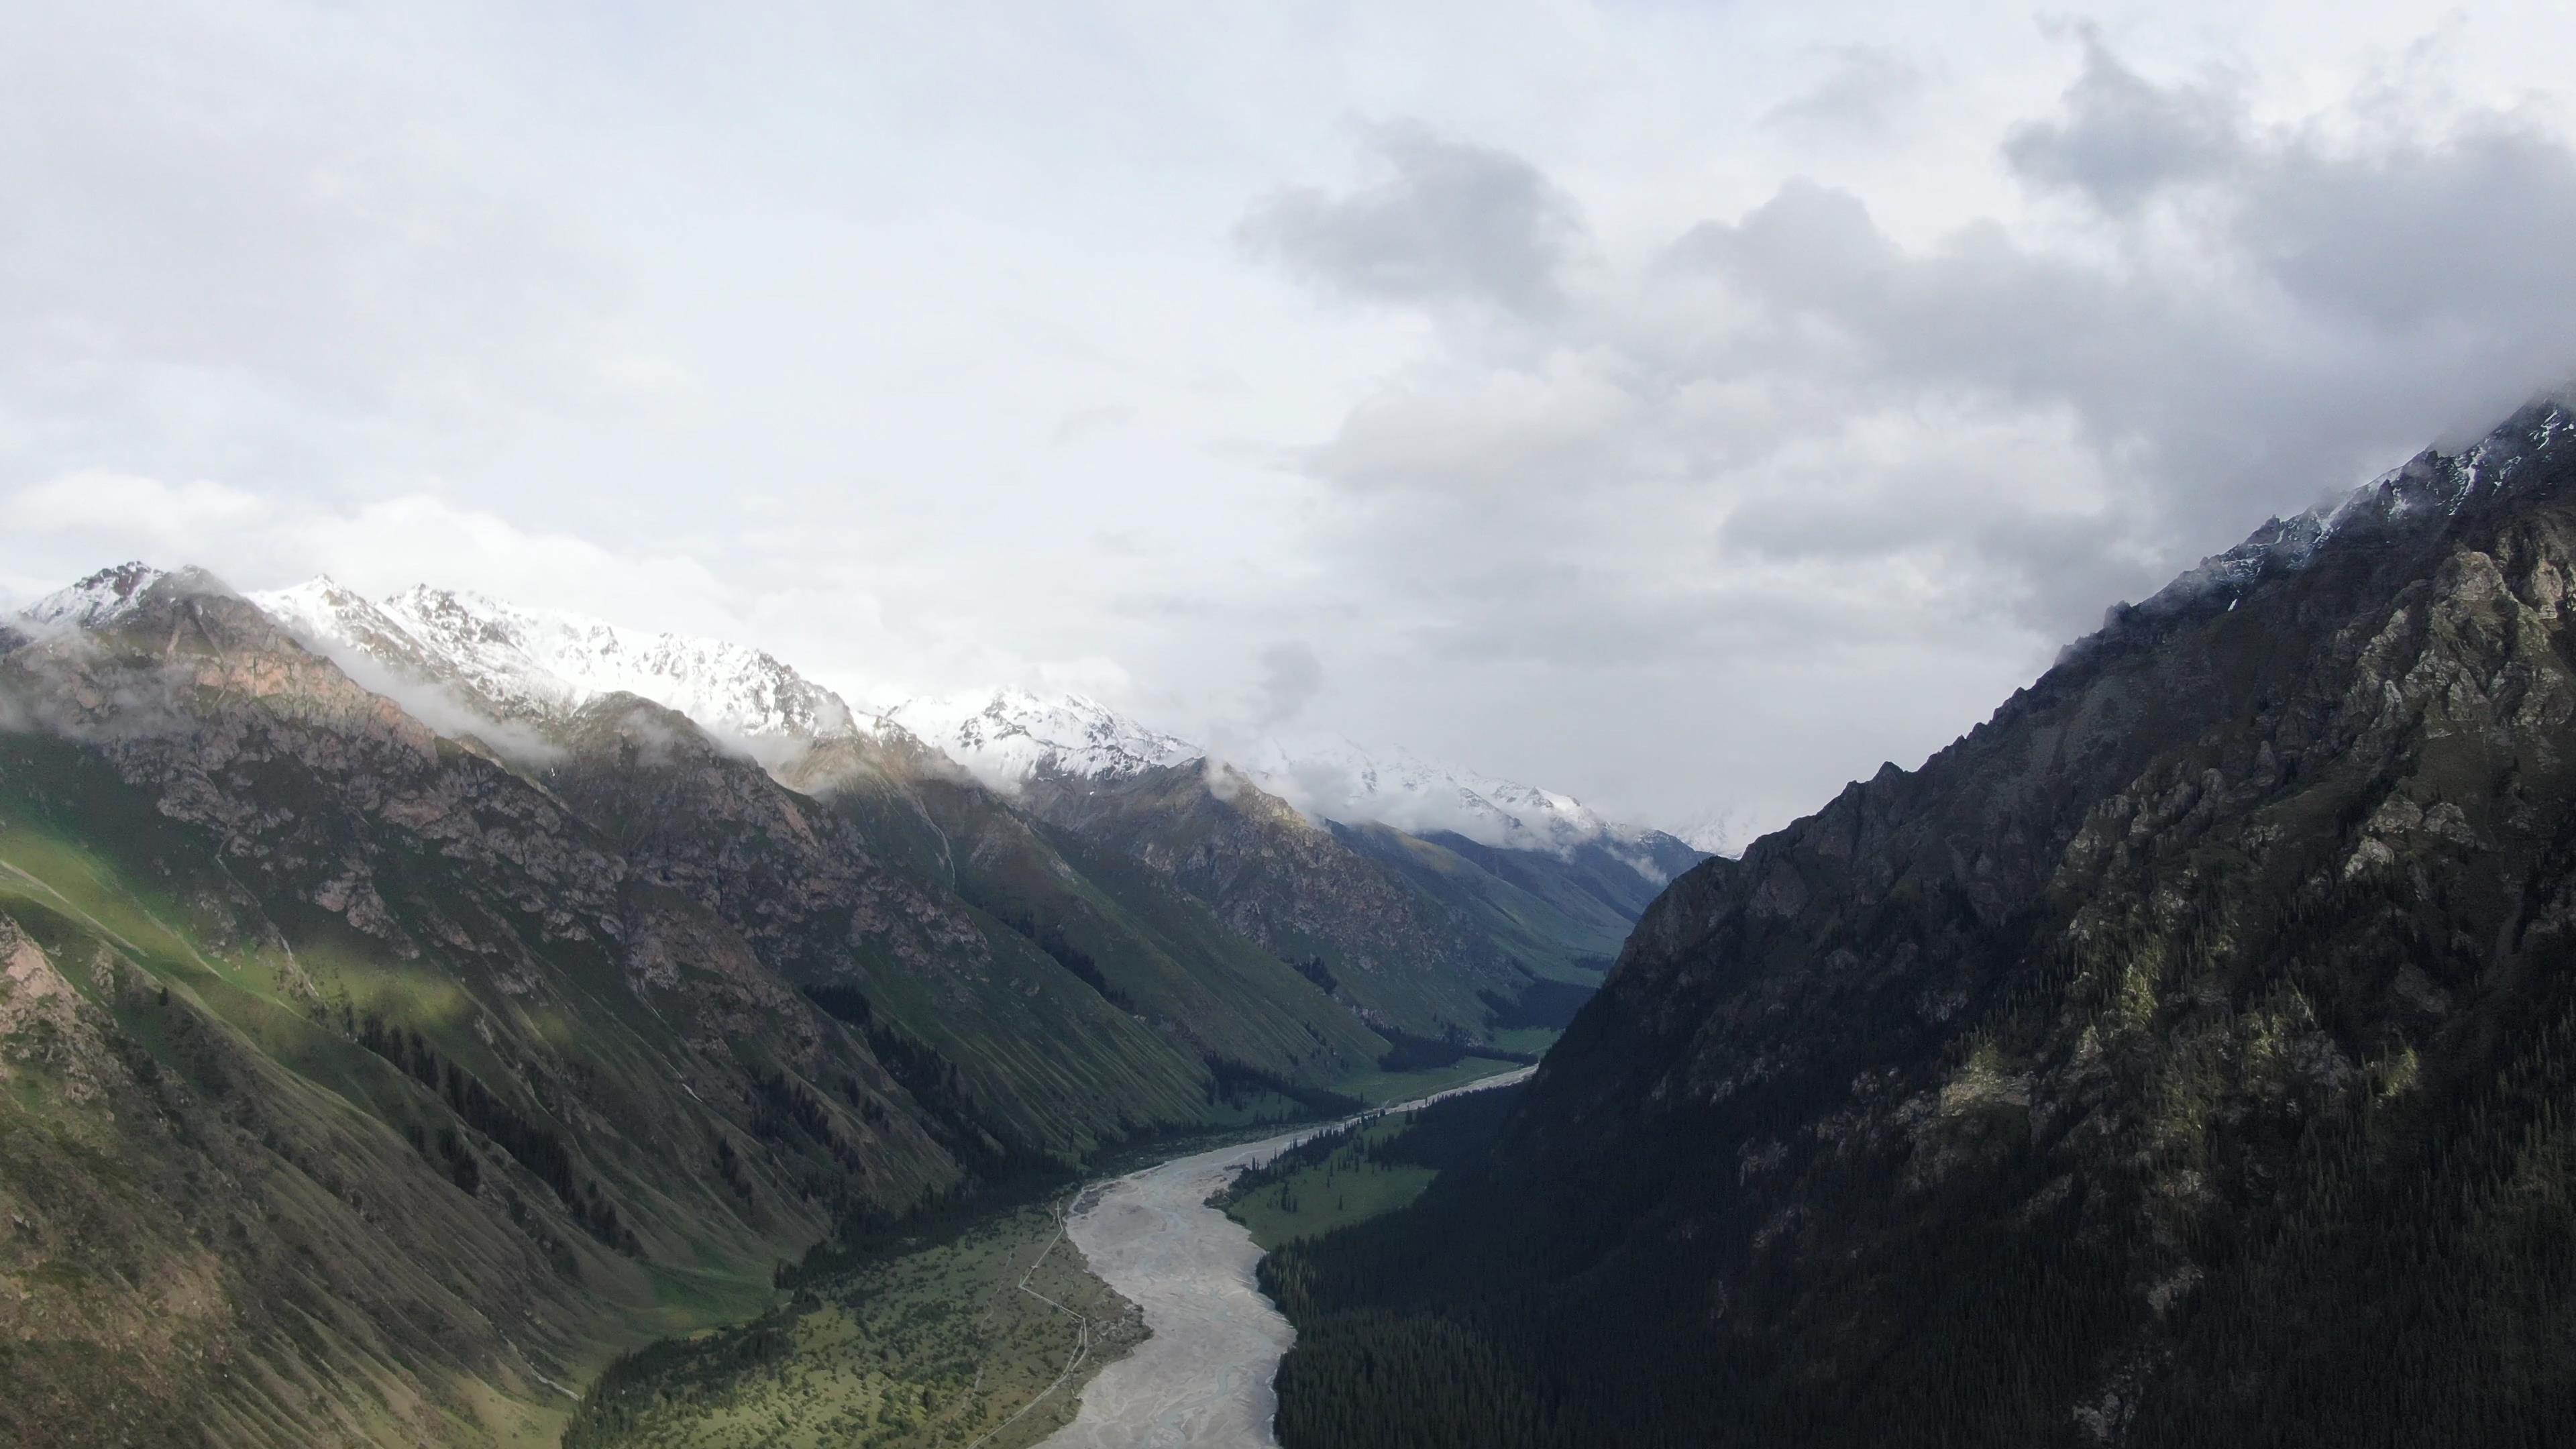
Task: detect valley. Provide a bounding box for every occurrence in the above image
[1033,1066,1532,1449]
[0,568,1660,1448]
[16,9,2576,1446]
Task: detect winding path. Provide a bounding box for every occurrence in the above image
[1037,1067,1534,1449]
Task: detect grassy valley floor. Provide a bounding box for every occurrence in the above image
[549,1061,1535,1449]
[559,1202,1144,1449]
[1215,1114,1440,1251]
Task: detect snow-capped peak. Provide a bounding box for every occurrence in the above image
[248,578,860,745]
[19,561,169,632]
[883,686,1199,786]
[891,683,1703,879]
[2135,400,2575,621]
[1236,733,1685,865]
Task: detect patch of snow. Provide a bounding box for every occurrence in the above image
[244,574,1705,885]
[2127,399,2576,624]
[883,687,1199,786]
[18,561,169,632]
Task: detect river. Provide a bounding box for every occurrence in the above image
[1035,1065,1535,1449]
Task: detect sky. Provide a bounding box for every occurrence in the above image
[8,1,2576,845]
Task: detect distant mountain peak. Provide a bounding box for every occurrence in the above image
[890,684,1704,881]
[25,564,1709,885]
[1236,733,1705,881]
[2130,400,2576,625]
[883,686,1199,784]
[249,578,861,745]
[19,561,170,631]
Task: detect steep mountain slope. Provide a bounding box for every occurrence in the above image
[539,692,1240,1162]
[268,587,1700,1040]
[252,578,1469,1070]
[1018,761,1529,1038]
[1326,820,1636,981]
[1266,400,2576,1448]
[0,573,961,1448]
[0,569,1483,1449]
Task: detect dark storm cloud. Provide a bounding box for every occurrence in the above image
[1237,121,1583,317]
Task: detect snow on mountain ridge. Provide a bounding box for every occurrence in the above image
[896,685,1698,872]
[19,561,172,632]
[249,578,861,745]
[1244,733,1697,873]
[883,686,1198,785]
[2135,402,2575,621]
[24,565,1697,878]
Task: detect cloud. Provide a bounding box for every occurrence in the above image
[1238,121,1582,316]
[1218,30,2576,838]
[2000,33,2243,209]
[1764,46,1929,142]
[5,475,736,637]
[13,472,264,541]
[295,637,569,768]
[1267,38,2576,672]
[287,494,733,633]
[1248,642,1324,729]
[15,5,2576,850]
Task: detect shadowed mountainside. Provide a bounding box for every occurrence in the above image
[1265,401,2576,1448]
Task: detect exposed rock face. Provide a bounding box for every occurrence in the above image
[1279,402,2576,1447]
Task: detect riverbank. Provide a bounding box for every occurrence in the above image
[1035,1065,1535,1448]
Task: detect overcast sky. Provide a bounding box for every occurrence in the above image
[7,1,2576,842]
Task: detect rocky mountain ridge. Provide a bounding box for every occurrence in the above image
[1262,397,2576,1448]
[146,578,1701,873]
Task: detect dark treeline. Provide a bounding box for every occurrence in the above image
[984,904,1137,1011]
[559,1311,798,1449]
[1478,975,1595,1030]
[1206,1056,1364,1118]
[353,1011,638,1254]
[1371,1026,1538,1073]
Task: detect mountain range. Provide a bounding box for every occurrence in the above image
[0,556,1703,1447]
[29,393,2576,1448]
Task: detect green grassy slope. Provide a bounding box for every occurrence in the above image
[561,1200,1144,1449]
[1018,765,1532,1039]
[1326,821,1629,983]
